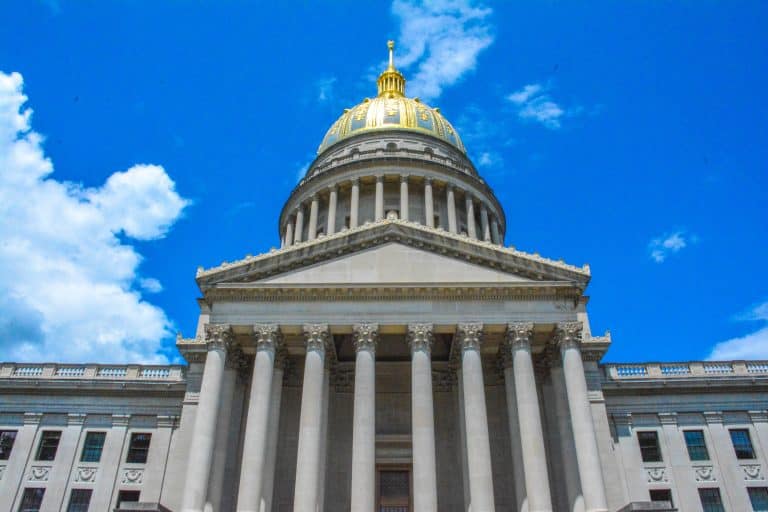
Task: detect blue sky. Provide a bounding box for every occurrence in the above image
[0,1,766,364]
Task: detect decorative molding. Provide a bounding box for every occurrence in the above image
[353,323,379,353]
[121,468,144,485]
[742,464,765,481]
[555,322,583,351]
[204,324,234,352]
[74,466,98,483]
[303,324,330,353]
[407,323,434,354]
[749,410,768,423]
[658,412,678,425]
[505,322,534,351]
[456,323,484,351]
[29,466,51,482]
[23,412,43,425]
[253,323,283,351]
[645,467,668,483]
[703,411,724,425]
[693,465,716,482]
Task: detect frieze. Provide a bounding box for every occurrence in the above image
[74,466,98,483]
[121,468,144,485]
[742,464,765,481]
[29,466,50,482]
[645,467,668,483]
[693,465,716,482]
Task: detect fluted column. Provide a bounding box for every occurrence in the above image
[350,178,360,228]
[490,218,500,245]
[502,352,527,512]
[293,324,330,512]
[181,324,232,512]
[456,323,495,512]
[400,175,409,221]
[308,195,319,240]
[327,186,338,235]
[375,175,384,221]
[506,323,553,512]
[350,323,378,512]
[294,207,304,244]
[480,205,491,242]
[466,195,477,239]
[446,184,457,233]
[260,352,285,512]
[284,219,294,248]
[424,177,434,228]
[237,325,281,512]
[557,322,608,512]
[408,324,438,512]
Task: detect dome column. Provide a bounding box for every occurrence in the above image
[480,205,491,242]
[491,218,501,246]
[446,184,457,234]
[424,177,434,228]
[294,206,304,244]
[283,219,294,248]
[327,186,338,235]
[400,175,409,221]
[466,194,477,239]
[350,178,360,228]
[308,194,319,240]
[375,175,385,221]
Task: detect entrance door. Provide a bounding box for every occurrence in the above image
[377,468,411,512]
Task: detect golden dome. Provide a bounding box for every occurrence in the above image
[317,41,466,155]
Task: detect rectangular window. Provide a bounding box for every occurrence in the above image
[117,490,140,506]
[699,488,725,512]
[66,489,92,512]
[378,469,410,512]
[35,431,61,461]
[18,488,45,512]
[126,433,151,463]
[637,431,662,462]
[80,432,106,463]
[649,489,673,507]
[684,430,710,461]
[730,428,757,459]
[750,487,768,511]
[0,430,17,460]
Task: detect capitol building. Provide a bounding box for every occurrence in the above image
[2,42,768,512]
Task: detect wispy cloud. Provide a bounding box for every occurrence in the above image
[648,231,693,263]
[139,278,163,294]
[708,301,768,360]
[477,151,501,168]
[391,0,494,101]
[317,76,337,102]
[507,83,574,129]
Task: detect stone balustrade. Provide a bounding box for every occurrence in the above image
[603,360,768,380]
[0,362,185,381]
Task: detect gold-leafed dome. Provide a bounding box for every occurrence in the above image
[317,41,466,155]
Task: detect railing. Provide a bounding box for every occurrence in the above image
[0,363,184,382]
[604,361,768,381]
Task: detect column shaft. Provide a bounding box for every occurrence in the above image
[294,208,304,244]
[284,220,294,248]
[491,219,501,245]
[206,365,238,512]
[466,196,477,238]
[237,332,278,512]
[350,179,360,228]
[480,205,491,242]
[558,324,608,512]
[350,324,378,512]
[503,366,528,512]
[409,325,438,512]
[447,185,457,233]
[424,178,434,227]
[181,327,230,512]
[260,365,284,512]
[375,176,384,221]
[400,175,409,221]
[327,186,338,235]
[308,195,319,240]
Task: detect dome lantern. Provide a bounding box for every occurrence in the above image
[377,40,406,98]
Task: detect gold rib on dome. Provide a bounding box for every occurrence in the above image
[317,40,466,155]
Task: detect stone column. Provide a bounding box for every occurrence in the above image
[466,195,477,239]
[556,323,608,512]
[400,175,409,221]
[350,323,378,512]
[502,355,527,512]
[237,325,281,512]
[350,178,360,228]
[294,207,304,244]
[293,324,330,512]
[491,218,501,245]
[506,323,553,512]
[260,352,286,512]
[408,324,438,512]
[424,177,434,228]
[284,219,294,248]
[480,205,491,242]
[375,175,384,221]
[457,323,495,512]
[551,362,585,512]
[446,184,457,233]
[327,186,338,235]
[308,195,319,240]
[181,324,232,512]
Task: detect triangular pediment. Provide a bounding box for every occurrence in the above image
[196,219,590,290]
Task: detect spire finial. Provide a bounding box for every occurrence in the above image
[387,40,395,70]
[377,40,406,97]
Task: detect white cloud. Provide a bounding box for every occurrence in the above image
[317,76,337,102]
[708,301,768,360]
[506,83,572,129]
[477,151,501,168]
[648,231,689,263]
[0,71,189,364]
[391,0,494,101]
[139,278,163,294]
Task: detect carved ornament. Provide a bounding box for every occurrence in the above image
[456,322,484,351]
[303,324,330,353]
[353,323,379,353]
[204,324,234,352]
[505,322,534,352]
[555,322,583,351]
[407,323,434,354]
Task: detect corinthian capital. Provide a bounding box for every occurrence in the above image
[204,324,234,351]
[353,323,379,353]
[555,322,583,350]
[505,322,534,351]
[407,323,434,354]
[303,324,330,353]
[253,324,283,352]
[456,322,484,351]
